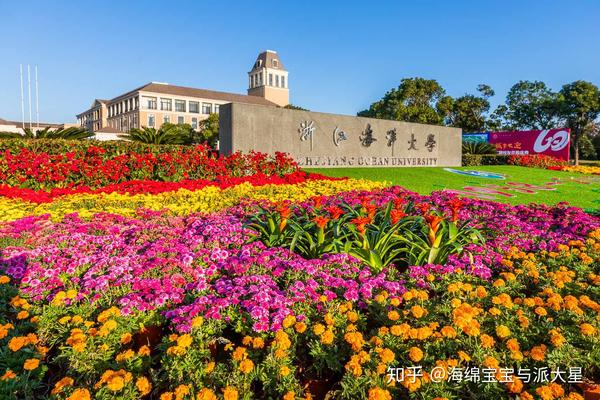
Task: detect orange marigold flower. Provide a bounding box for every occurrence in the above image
[136,376,152,396]
[239,359,254,374]
[197,388,218,400]
[67,388,91,400]
[408,347,423,362]
[368,387,392,400]
[23,358,40,370]
[223,386,238,400]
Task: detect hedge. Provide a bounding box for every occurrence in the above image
[462,154,509,166]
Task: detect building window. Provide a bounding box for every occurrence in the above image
[135,97,139,109]
[175,100,186,112]
[164,115,170,124]
[191,117,197,129]
[143,96,157,110]
[269,74,273,86]
[177,116,184,124]
[276,75,280,87]
[273,59,278,67]
[281,76,285,88]
[160,98,172,111]
[189,101,199,113]
[214,104,220,114]
[148,114,155,127]
[258,73,262,85]
[202,103,212,114]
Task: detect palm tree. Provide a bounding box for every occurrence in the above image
[462,141,498,155]
[120,124,194,145]
[0,126,93,140]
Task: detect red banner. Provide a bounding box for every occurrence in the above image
[488,129,570,160]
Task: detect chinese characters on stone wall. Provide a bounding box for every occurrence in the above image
[298,121,437,154]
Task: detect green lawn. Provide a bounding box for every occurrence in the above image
[306,166,600,211]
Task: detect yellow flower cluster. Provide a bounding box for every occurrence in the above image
[561,165,600,175]
[0,179,387,222]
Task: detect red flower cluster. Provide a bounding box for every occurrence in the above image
[0,171,341,204]
[0,143,299,190]
[507,154,567,168]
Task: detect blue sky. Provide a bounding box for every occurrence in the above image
[1,0,599,123]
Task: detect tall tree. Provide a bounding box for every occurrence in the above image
[445,84,494,133]
[198,113,219,147]
[358,77,452,125]
[495,80,560,130]
[558,81,600,164]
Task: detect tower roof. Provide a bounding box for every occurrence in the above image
[250,50,286,71]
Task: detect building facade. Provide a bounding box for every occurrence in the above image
[76,50,290,138]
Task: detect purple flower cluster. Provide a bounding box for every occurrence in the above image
[1,187,597,333]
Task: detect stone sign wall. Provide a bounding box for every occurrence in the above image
[219,103,462,167]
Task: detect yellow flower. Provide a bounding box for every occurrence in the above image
[239,358,254,374]
[197,388,218,400]
[51,376,74,394]
[67,388,91,400]
[379,348,395,364]
[0,275,10,284]
[530,344,547,361]
[280,365,291,377]
[136,376,152,396]
[223,386,238,400]
[283,391,295,400]
[313,324,326,335]
[115,349,135,362]
[191,316,204,328]
[175,384,190,399]
[496,325,511,339]
[232,346,247,361]
[282,314,296,328]
[440,326,457,338]
[480,334,495,348]
[17,310,29,320]
[138,345,151,356]
[410,305,426,319]
[580,323,596,336]
[408,347,423,362]
[458,351,470,362]
[107,375,125,391]
[368,387,392,400]
[205,361,215,373]
[321,330,335,345]
[387,310,400,321]
[23,358,40,370]
[295,322,307,333]
[253,337,265,349]
[120,333,133,344]
[176,334,193,348]
[347,311,359,322]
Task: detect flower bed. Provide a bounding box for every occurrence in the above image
[551,165,600,175]
[0,178,386,222]
[0,141,297,189]
[508,154,568,169]
[1,184,599,399]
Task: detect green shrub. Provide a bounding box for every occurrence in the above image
[462,141,498,155]
[462,154,509,166]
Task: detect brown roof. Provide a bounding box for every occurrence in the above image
[110,82,277,106]
[251,50,286,71]
[2,120,62,128]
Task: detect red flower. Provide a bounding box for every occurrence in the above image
[312,215,330,229]
[351,216,372,235]
[390,208,406,225]
[425,213,443,245]
[326,206,344,220]
[448,197,464,222]
[415,202,431,215]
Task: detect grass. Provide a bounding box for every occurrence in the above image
[307,165,600,211]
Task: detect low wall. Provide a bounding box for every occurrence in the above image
[219,103,462,167]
